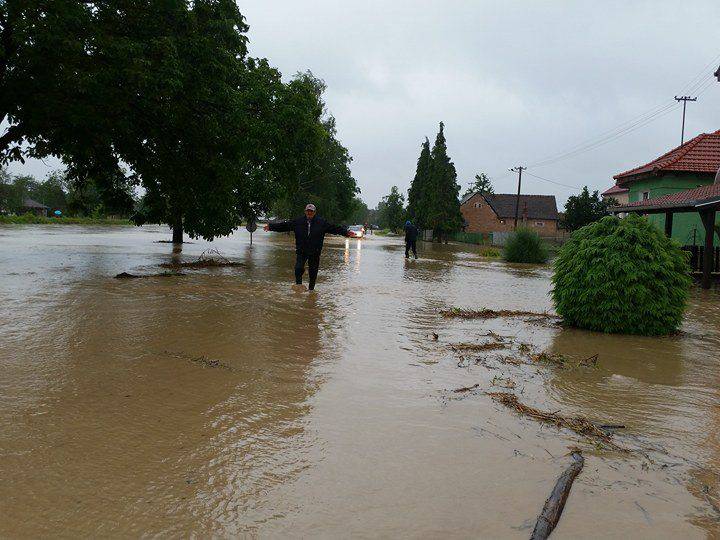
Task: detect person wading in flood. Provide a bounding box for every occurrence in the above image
[404,220,419,259]
[264,203,350,291]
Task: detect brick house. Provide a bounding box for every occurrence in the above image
[460,192,559,235]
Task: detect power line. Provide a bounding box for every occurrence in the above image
[528,102,681,168]
[524,51,720,168]
[524,171,581,190]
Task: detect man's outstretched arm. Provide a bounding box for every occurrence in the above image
[264,220,294,232]
[324,222,350,236]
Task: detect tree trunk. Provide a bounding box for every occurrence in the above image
[172,215,183,244]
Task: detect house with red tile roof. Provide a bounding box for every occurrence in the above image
[600,184,629,204]
[610,129,720,245]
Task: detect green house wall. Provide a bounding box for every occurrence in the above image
[626,172,717,245]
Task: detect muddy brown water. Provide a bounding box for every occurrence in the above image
[1,224,719,538]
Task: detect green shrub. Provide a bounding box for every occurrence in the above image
[503,228,549,263]
[552,214,691,336]
[478,246,501,258]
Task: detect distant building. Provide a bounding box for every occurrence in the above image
[21,198,48,217]
[460,192,559,235]
[612,129,720,244]
[600,184,630,205]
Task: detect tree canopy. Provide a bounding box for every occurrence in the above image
[462,173,494,198]
[1,1,359,241]
[377,186,406,230]
[562,187,614,231]
[426,123,463,239]
[407,137,431,228]
[406,124,462,239]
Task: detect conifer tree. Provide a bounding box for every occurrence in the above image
[407,137,431,228]
[426,122,463,241]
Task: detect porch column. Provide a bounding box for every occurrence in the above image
[700,210,716,289]
[664,212,674,238]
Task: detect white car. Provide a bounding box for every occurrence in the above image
[347,225,365,238]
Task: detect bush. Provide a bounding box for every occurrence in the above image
[478,246,501,258]
[552,214,691,335]
[503,228,549,263]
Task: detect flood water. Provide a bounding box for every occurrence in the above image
[1,224,720,538]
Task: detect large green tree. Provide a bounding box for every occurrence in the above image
[2,2,355,242]
[426,122,462,240]
[377,185,406,231]
[407,137,431,228]
[562,186,614,231]
[270,72,359,224]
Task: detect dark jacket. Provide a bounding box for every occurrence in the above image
[269,216,349,255]
[404,223,419,242]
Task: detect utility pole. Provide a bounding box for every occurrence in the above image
[675,95,697,145]
[509,166,526,230]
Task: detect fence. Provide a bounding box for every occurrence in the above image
[682,245,720,274]
[449,231,492,245]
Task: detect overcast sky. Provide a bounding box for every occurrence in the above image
[10,0,720,208]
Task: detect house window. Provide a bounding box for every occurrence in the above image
[474,202,481,208]
[642,191,650,200]
[535,221,544,227]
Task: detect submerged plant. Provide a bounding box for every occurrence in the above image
[503,228,549,264]
[552,214,691,336]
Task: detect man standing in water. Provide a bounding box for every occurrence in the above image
[404,220,419,259]
[264,204,350,291]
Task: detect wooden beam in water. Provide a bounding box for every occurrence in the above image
[700,210,716,289]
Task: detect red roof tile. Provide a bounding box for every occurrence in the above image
[614,129,720,183]
[615,182,720,211]
[601,184,629,196]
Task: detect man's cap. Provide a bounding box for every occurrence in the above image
[305,204,316,212]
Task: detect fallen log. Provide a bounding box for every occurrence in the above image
[530,451,584,540]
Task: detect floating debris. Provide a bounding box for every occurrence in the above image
[115,271,185,279]
[491,376,516,389]
[162,350,232,371]
[530,352,599,369]
[451,342,506,352]
[160,249,245,269]
[441,307,558,320]
[453,383,480,393]
[486,391,627,450]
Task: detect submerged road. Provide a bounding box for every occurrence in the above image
[1,225,719,537]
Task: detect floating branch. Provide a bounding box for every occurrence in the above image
[531,451,585,540]
[486,392,627,451]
